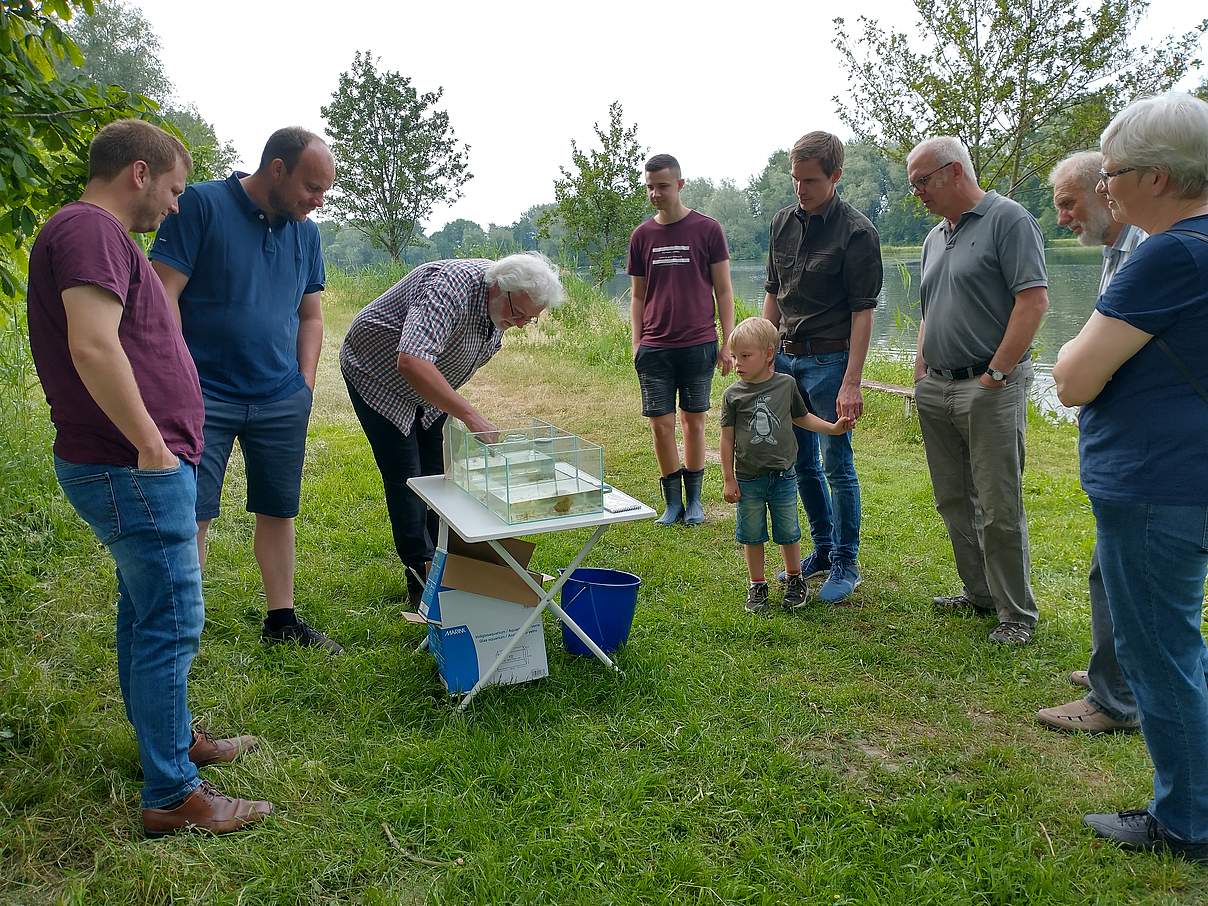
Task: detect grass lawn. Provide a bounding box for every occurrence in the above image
[2,270,1205,904]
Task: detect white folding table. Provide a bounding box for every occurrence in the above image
[407,475,656,711]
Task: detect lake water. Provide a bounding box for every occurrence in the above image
[605,245,1104,416]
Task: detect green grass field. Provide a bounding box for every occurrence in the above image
[1,269,1204,904]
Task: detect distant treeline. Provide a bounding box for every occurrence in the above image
[320,142,1074,270]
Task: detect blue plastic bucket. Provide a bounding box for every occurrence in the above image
[558,568,642,656]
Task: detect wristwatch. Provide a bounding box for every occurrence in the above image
[987,367,1009,382]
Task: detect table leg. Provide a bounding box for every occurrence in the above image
[457,525,611,711]
[456,591,550,712]
[545,600,620,672]
[486,526,615,673]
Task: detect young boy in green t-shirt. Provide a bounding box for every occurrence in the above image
[721,317,851,613]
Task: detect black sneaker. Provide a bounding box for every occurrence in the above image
[782,573,808,610]
[261,617,344,655]
[744,582,771,614]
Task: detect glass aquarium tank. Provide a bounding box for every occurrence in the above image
[443,418,605,524]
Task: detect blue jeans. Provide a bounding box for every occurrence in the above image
[1092,498,1208,842]
[775,350,860,562]
[735,468,801,545]
[54,456,204,809]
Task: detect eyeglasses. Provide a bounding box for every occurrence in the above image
[909,161,955,194]
[1097,166,1137,183]
[506,291,538,327]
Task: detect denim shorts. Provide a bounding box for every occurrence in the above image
[634,341,717,417]
[735,468,802,545]
[196,383,312,521]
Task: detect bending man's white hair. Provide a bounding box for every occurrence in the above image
[485,252,566,311]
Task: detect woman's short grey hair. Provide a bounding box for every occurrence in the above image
[909,136,976,181]
[484,252,566,310]
[1101,92,1208,199]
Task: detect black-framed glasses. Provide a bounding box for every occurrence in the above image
[1097,166,1137,183]
[506,291,537,327]
[909,161,955,194]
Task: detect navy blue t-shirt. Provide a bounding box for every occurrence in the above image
[151,172,325,404]
[1079,215,1208,505]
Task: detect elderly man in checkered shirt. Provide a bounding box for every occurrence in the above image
[340,252,566,604]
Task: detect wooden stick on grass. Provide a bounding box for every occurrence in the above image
[382,823,465,868]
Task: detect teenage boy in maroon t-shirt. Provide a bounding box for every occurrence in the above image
[627,154,735,525]
[25,119,271,838]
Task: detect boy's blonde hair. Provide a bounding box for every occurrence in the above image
[729,316,779,353]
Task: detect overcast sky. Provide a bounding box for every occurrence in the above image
[129,0,1205,232]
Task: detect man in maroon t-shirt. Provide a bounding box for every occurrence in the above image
[627,154,735,525]
[26,119,271,838]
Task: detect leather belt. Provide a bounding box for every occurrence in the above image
[928,364,988,380]
[780,337,850,356]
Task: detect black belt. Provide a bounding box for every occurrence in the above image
[780,337,850,356]
[928,364,988,380]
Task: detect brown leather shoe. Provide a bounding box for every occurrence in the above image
[143,781,274,838]
[1069,670,1090,690]
[189,728,258,767]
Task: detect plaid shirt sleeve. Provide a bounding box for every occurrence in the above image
[396,268,465,362]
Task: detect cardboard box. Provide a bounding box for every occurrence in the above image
[419,535,549,695]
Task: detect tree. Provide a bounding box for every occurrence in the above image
[164,103,236,183]
[321,51,471,262]
[700,180,762,261]
[540,101,647,286]
[832,0,1207,195]
[838,143,890,225]
[427,218,484,259]
[747,150,796,220]
[60,0,170,100]
[679,177,715,213]
[61,0,236,182]
[0,0,154,299]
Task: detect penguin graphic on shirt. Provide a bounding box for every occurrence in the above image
[749,394,780,445]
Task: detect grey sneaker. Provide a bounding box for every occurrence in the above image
[744,582,771,614]
[1084,809,1208,863]
[782,573,808,610]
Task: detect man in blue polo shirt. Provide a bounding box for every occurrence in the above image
[152,127,341,653]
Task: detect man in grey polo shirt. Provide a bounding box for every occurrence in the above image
[1036,151,1145,731]
[908,136,1050,646]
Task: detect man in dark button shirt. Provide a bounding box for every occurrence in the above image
[763,131,883,604]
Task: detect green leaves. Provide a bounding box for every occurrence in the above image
[541,101,647,287]
[831,1,1207,197]
[321,51,472,262]
[0,0,152,305]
